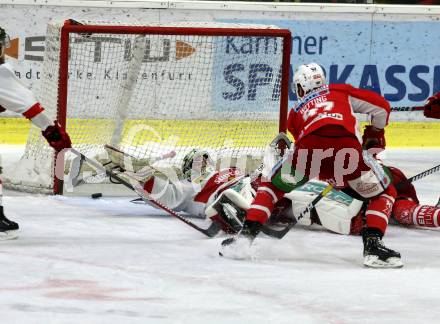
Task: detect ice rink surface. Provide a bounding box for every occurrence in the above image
[1,147,440,324]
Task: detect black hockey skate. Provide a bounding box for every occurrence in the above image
[0,207,19,240]
[219,220,262,258]
[362,228,403,268]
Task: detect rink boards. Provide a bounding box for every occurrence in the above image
[1,117,440,147]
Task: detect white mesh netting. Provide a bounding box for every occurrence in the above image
[4,20,289,194]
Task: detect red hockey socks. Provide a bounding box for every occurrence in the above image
[365,185,397,234]
[246,183,283,224]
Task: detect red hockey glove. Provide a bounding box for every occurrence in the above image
[362,125,385,150]
[424,92,440,119]
[42,122,72,151]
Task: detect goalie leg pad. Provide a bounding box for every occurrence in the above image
[284,180,364,234]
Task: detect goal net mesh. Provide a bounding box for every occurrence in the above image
[4,20,290,194]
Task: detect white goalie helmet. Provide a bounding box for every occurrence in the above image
[0,27,11,59]
[293,63,326,99]
[182,149,215,180]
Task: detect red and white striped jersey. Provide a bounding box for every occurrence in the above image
[287,84,391,143]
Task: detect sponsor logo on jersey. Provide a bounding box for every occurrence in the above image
[294,85,329,112]
[354,182,380,196]
[214,168,244,184]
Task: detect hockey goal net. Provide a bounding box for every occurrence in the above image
[4,20,291,194]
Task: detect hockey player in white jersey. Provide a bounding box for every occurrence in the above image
[142,149,253,219]
[98,146,258,230]
[0,27,72,239]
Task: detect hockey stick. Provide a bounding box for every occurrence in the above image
[246,132,292,182]
[260,184,333,239]
[395,162,440,190]
[68,148,221,238]
[390,106,423,112]
[408,162,440,182]
[263,161,440,239]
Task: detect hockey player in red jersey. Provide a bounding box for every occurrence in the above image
[275,164,440,236]
[0,27,72,239]
[364,165,440,232]
[221,62,402,268]
[212,160,440,236]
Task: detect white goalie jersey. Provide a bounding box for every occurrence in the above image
[142,167,253,218]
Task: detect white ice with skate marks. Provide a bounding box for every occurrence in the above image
[1,147,440,323]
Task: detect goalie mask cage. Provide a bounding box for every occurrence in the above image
[4,20,291,194]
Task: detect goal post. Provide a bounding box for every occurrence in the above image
[4,19,291,194]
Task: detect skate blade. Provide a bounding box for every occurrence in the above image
[219,237,253,260]
[364,255,403,269]
[0,230,19,241]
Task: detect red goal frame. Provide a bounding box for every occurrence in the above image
[54,19,292,194]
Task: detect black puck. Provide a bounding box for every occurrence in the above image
[91,193,102,199]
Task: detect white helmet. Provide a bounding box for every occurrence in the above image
[0,27,11,59]
[293,63,326,99]
[182,149,215,180]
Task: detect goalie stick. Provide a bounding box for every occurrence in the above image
[68,148,221,238]
[263,161,440,239]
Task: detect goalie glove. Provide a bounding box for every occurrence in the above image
[205,178,256,234]
[42,122,72,151]
[424,92,440,119]
[362,125,385,151]
[206,189,250,234]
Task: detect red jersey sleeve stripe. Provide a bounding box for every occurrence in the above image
[22,103,44,119]
[143,178,155,193]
